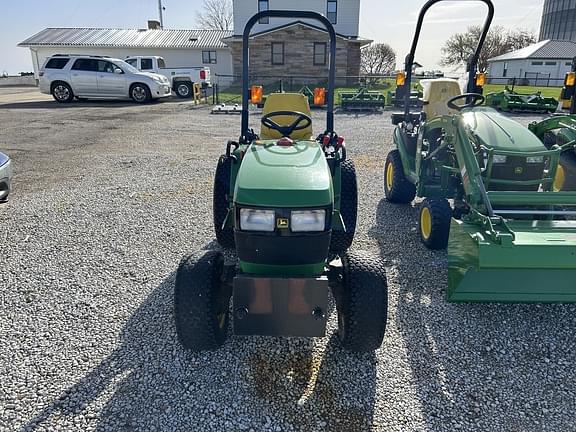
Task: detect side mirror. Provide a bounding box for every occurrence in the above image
[114,68,123,74]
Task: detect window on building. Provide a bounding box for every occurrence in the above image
[141,58,153,70]
[202,51,217,64]
[71,59,98,71]
[258,0,269,24]
[531,61,543,66]
[545,61,557,66]
[327,1,337,24]
[503,61,508,78]
[314,42,327,66]
[566,61,573,66]
[45,58,70,69]
[271,42,284,65]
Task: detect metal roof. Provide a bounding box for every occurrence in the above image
[18,28,233,49]
[488,39,576,62]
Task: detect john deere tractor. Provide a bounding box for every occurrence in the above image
[384,0,576,302]
[174,10,388,352]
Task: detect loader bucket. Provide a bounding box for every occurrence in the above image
[448,219,576,303]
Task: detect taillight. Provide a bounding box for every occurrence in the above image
[200,70,206,80]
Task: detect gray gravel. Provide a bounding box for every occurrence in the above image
[1,90,576,431]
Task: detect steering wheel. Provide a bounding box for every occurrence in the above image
[261,111,312,137]
[447,93,485,111]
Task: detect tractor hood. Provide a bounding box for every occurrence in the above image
[234,140,333,208]
[462,107,546,153]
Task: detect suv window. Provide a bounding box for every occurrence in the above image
[141,58,153,70]
[157,58,166,68]
[125,59,137,67]
[45,58,70,69]
[71,59,98,71]
[97,60,119,73]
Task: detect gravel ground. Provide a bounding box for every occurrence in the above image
[1,89,576,432]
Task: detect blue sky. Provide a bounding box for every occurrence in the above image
[1,0,545,74]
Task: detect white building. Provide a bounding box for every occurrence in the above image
[488,39,576,86]
[18,24,233,85]
[232,0,361,37]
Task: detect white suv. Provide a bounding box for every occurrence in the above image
[39,55,172,103]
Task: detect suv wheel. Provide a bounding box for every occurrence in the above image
[51,82,74,103]
[130,84,151,104]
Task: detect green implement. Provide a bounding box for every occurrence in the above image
[384,0,576,303]
[485,87,558,113]
[339,87,386,111]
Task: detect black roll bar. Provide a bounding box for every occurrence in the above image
[403,0,495,118]
[241,10,337,140]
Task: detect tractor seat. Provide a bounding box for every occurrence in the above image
[421,79,462,119]
[260,93,313,140]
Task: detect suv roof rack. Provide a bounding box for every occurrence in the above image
[52,54,111,58]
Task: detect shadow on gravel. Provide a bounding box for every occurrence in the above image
[20,268,377,431]
[372,198,576,431]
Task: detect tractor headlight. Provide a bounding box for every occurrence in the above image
[527,156,544,164]
[291,210,326,232]
[240,209,275,232]
[493,155,507,164]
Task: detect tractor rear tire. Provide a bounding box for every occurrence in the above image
[335,251,388,352]
[384,150,416,204]
[419,198,452,250]
[331,159,357,253]
[174,250,231,351]
[213,155,235,248]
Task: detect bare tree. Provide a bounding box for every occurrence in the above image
[196,0,233,31]
[441,26,536,71]
[361,43,397,76]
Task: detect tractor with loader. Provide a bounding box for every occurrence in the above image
[174,10,388,352]
[384,0,576,302]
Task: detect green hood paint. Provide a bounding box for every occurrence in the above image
[234,140,333,207]
[462,107,547,153]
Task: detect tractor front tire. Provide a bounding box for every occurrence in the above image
[213,155,235,248]
[335,251,388,352]
[331,159,358,253]
[384,150,416,204]
[174,250,231,351]
[419,198,452,250]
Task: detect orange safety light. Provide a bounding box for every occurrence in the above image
[251,85,263,104]
[313,87,326,106]
[475,72,487,87]
[396,72,406,87]
[565,72,576,87]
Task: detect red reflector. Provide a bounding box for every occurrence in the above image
[200,70,206,80]
[277,137,294,146]
[322,135,331,146]
[337,137,345,146]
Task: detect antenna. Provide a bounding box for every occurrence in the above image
[158,0,165,28]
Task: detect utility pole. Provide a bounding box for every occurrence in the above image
[158,0,164,29]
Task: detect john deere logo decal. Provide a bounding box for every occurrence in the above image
[277,218,289,228]
[514,167,524,175]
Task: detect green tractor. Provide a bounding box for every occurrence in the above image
[174,10,388,352]
[384,0,576,302]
